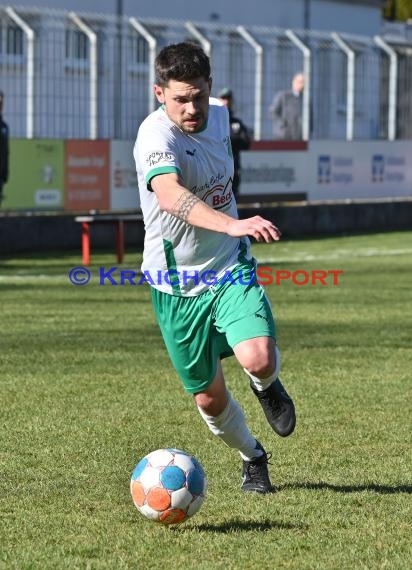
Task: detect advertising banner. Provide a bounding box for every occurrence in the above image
[64,140,110,211]
[239,141,412,202]
[6,139,64,210]
[110,141,140,210]
[239,150,309,199]
[309,141,412,201]
[5,139,411,212]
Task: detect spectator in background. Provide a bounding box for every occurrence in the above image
[269,72,305,140]
[0,90,10,206]
[218,88,251,200]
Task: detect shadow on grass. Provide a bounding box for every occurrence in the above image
[279,482,412,494]
[188,519,305,533]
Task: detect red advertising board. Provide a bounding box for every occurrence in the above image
[64,140,110,211]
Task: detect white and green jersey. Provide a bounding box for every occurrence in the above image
[134,97,252,296]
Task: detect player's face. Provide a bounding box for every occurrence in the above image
[154,77,212,134]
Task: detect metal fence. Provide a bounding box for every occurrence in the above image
[1,5,412,141]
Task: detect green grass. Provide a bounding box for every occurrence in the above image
[1,231,411,569]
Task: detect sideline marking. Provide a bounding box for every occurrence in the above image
[0,247,410,282]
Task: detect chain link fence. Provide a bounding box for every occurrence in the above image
[1,5,411,141]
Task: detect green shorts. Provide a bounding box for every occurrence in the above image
[151,261,276,393]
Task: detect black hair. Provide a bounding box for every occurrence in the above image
[155,42,211,86]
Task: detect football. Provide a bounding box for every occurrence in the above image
[130,448,207,525]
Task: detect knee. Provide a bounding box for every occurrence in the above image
[243,351,276,378]
[244,358,274,379]
[194,390,228,417]
[194,392,214,413]
[237,342,276,378]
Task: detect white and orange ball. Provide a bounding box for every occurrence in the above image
[130,448,207,525]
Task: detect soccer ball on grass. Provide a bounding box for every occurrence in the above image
[130,448,207,525]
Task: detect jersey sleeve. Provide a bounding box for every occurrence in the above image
[135,114,182,190]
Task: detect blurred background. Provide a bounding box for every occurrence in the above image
[0,0,411,251]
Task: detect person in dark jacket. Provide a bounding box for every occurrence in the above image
[218,88,251,200]
[0,90,10,206]
[269,73,305,140]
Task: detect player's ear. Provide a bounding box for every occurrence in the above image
[208,78,212,93]
[154,84,165,104]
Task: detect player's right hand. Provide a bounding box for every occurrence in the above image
[227,216,281,243]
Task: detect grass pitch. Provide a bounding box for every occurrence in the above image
[1,231,411,569]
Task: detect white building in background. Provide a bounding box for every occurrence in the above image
[7,0,385,35]
[2,0,410,142]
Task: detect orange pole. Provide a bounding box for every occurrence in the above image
[82,222,90,266]
[116,220,125,264]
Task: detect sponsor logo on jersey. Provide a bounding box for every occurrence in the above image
[202,178,233,210]
[146,151,174,167]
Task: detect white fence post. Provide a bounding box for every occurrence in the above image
[129,18,157,116]
[374,36,398,141]
[237,26,263,141]
[5,7,35,139]
[69,12,98,140]
[331,32,355,141]
[185,21,212,66]
[285,29,311,141]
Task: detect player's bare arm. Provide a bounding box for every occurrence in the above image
[151,172,281,243]
[173,192,202,223]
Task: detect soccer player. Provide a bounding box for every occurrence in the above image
[134,42,295,494]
